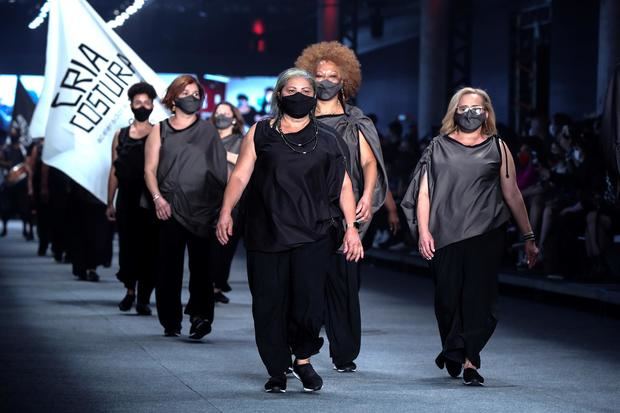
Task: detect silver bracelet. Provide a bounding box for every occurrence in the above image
[152,193,161,202]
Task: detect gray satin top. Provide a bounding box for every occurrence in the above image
[157,118,228,237]
[317,104,388,239]
[401,134,510,250]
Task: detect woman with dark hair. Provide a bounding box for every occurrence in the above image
[401,87,539,386]
[145,75,227,339]
[106,82,158,315]
[295,41,388,373]
[216,68,363,393]
[208,102,245,303]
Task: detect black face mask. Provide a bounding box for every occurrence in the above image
[131,106,153,122]
[214,115,234,130]
[279,92,316,119]
[454,111,486,133]
[175,96,202,115]
[317,80,342,101]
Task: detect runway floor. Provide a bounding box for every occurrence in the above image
[1,224,619,413]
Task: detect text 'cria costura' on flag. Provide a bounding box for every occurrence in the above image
[51,43,137,133]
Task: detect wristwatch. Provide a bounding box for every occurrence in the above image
[346,221,360,230]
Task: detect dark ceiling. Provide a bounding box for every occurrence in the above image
[0,0,416,75]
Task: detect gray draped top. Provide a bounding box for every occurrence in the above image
[401,134,510,250]
[157,118,228,238]
[317,104,388,238]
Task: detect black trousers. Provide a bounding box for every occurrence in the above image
[70,200,111,276]
[430,227,505,369]
[155,218,215,332]
[247,235,333,377]
[324,254,361,365]
[116,202,157,305]
[35,200,51,255]
[207,214,243,290]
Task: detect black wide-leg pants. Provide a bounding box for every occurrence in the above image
[156,218,215,332]
[247,236,333,377]
[430,226,505,369]
[324,254,361,365]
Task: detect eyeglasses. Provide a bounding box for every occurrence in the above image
[456,105,485,115]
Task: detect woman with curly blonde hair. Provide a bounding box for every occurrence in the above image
[296,41,388,373]
[401,87,538,386]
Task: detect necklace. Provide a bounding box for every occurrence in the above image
[276,121,319,155]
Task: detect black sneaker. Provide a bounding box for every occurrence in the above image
[264,374,287,393]
[86,271,100,282]
[189,317,212,340]
[463,368,484,386]
[164,328,181,337]
[136,303,152,316]
[214,291,230,304]
[446,360,463,378]
[293,363,323,392]
[333,361,357,373]
[285,366,294,376]
[118,294,135,312]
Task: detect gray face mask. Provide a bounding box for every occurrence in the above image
[214,115,234,130]
[317,79,342,101]
[174,95,202,115]
[454,111,485,133]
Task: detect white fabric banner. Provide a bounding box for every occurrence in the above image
[30,0,169,203]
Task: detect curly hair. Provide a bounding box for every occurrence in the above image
[127,82,157,102]
[295,41,362,99]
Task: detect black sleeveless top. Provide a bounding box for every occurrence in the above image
[244,119,347,252]
[157,118,227,237]
[113,127,148,208]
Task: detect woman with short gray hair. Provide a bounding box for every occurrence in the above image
[216,67,363,393]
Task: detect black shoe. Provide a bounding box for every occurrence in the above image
[75,270,87,281]
[37,247,47,256]
[446,360,463,378]
[136,303,152,316]
[53,252,63,263]
[333,361,357,373]
[220,282,232,293]
[164,329,181,337]
[463,368,484,386]
[214,291,230,304]
[189,317,212,340]
[293,362,323,392]
[285,366,294,376]
[118,294,135,312]
[264,374,287,393]
[86,271,100,282]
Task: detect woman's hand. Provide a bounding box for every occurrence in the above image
[525,240,539,269]
[355,195,372,223]
[388,210,401,235]
[154,196,172,221]
[418,229,435,260]
[105,204,116,221]
[216,211,234,245]
[342,227,364,262]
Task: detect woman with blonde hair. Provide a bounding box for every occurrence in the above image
[401,87,538,386]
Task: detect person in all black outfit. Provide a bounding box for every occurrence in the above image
[207,102,245,304]
[106,82,158,315]
[216,68,363,393]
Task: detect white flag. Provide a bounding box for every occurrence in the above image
[30,0,169,203]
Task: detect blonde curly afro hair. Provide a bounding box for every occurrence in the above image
[295,41,362,99]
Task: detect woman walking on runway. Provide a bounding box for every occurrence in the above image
[402,87,539,386]
[145,75,228,339]
[208,102,245,304]
[296,41,388,373]
[106,82,158,315]
[216,68,363,393]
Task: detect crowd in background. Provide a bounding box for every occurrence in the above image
[365,112,620,283]
[1,106,619,284]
